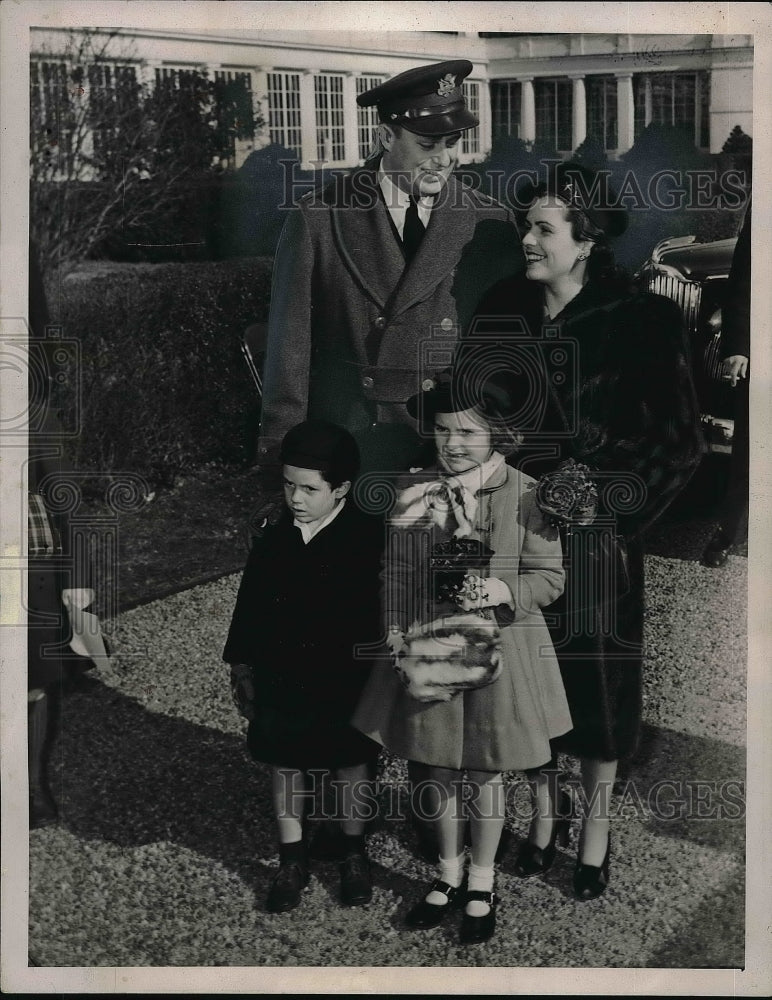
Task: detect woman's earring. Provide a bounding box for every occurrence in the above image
[577,251,589,261]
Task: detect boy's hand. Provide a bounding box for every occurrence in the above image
[230,663,256,720]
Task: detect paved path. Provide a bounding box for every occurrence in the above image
[27,545,749,976]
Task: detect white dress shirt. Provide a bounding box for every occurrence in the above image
[378,167,434,238]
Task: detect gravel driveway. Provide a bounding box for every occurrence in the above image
[26,538,747,975]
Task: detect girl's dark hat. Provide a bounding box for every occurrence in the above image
[407,369,529,430]
[356,60,478,136]
[517,161,628,238]
[280,420,360,480]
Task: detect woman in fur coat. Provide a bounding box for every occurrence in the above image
[461,162,705,900]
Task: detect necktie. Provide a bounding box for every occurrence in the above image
[402,195,425,265]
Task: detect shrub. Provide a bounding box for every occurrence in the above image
[571,134,609,169]
[47,258,273,486]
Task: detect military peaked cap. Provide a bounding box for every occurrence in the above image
[357,59,478,136]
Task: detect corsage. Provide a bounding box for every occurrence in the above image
[535,458,599,528]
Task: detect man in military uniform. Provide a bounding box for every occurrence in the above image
[255,59,522,485]
[249,59,521,865]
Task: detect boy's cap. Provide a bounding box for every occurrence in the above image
[356,59,478,136]
[280,420,360,480]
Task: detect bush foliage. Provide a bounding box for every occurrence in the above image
[48,258,274,486]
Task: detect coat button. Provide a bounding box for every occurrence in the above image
[362,376,374,389]
[373,316,387,331]
[440,317,454,331]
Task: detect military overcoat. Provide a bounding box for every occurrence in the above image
[257,164,521,477]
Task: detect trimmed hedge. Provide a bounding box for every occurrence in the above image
[47,258,273,486]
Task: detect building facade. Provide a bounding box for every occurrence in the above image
[30,28,753,171]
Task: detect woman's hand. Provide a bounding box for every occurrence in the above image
[454,574,513,611]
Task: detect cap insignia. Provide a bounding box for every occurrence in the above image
[437,73,457,97]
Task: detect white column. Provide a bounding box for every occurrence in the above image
[139,58,161,92]
[342,72,358,166]
[252,66,269,151]
[299,69,317,168]
[615,72,634,153]
[479,80,492,157]
[570,75,586,151]
[519,76,535,146]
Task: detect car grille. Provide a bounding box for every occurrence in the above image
[645,271,702,337]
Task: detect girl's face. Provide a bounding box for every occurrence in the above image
[434,407,494,475]
[521,196,592,286]
[282,465,349,524]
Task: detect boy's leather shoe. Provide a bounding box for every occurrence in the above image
[265,862,309,913]
[339,852,372,906]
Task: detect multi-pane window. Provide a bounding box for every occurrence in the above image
[267,71,302,158]
[314,72,345,162]
[462,81,481,155]
[534,78,572,151]
[586,75,618,150]
[698,73,710,149]
[356,75,384,160]
[31,59,141,178]
[490,80,521,139]
[87,63,140,169]
[30,60,78,174]
[633,72,709,147]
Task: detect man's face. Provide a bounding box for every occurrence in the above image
[380,126,461,198]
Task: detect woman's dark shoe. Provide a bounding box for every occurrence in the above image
[405,879,465,929]
[514,791,572,878]
[573,837,611,901]
[339,852,372,906]
[265,862,309,913]
[459,891,498,944]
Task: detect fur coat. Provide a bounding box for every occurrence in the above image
[463,273,705,759]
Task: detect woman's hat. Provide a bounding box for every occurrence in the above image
[280,419,360,482]
[517,161,628,238]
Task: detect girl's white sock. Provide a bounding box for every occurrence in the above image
[466,861,495,916]
[426,852,465,905]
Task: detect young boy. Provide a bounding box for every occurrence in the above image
[223,420,384,912]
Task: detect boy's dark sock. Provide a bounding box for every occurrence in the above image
[341,832,367,858]
[279,839,308,868]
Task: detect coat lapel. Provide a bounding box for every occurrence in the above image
[329,168,406,310]
[389,175,475,317]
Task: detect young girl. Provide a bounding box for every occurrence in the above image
[223,420,383,913]
[352,372,572,944]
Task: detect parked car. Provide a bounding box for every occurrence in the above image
[636,234,738,454]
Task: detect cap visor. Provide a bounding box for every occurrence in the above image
[399,109,479,137]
